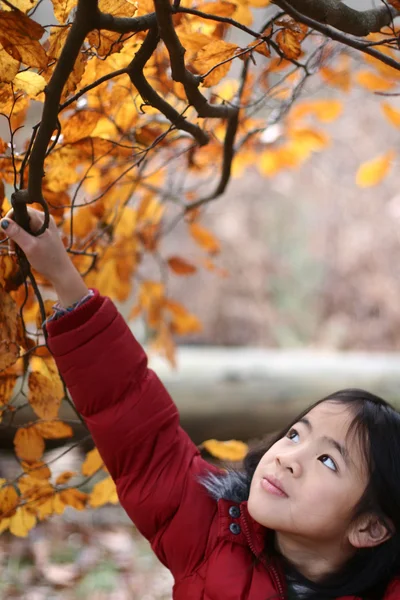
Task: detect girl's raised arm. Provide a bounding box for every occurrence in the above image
[1,210,220,583]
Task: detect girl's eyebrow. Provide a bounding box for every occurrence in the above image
[298,417,351,467]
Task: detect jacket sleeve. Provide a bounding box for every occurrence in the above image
[46,290,220,577]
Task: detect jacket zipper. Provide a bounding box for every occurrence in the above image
[241,515,285,599]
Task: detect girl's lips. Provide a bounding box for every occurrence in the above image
[261,476,288,498]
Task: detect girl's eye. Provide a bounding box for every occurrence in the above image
[319,455,337,472]
[287,428,299,443]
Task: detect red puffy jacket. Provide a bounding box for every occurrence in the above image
[47,290,400,600]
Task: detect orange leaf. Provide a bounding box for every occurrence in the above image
[0,287,23,371]
[33,421,73,439]
[189,223,221,254]
[276,29,302,60]
[82,447,103,476]
[0,372,17,407]
[192,40,239,87]
[356,70,395,92]
[59,488,87,510]
[0,484,19,518]
[62,111,102,143]
[195,0,236,17]
[165,300,203,335]
[56,471,77,486]
[202,439,248,461]
[14,427,45,462]
[51,0,77,23]
[381,102,400,128]
[89,476,118,508]
[0,10,47,69]
[356,151,395,187]
[28,370,64,421]
[167,256,197,275]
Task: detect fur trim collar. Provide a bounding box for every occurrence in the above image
[201,469,251,503]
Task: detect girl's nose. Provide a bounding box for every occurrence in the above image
[276,454,302,477]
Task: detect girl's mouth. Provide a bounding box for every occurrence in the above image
[261,476,288,498]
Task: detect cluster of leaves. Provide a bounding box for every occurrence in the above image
[0,0,400,536]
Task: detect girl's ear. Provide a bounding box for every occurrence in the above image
[348,514,393,549]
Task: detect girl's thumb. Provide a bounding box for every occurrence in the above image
[1,219,32,250]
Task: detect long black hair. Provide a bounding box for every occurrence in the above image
[244,389,400,600]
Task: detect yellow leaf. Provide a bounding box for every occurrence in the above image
[356,70,395,92]
[21,461,51,481]
[165,300,203,335]
[0,10,47,69]
[56,471,76,485]
[195,0,236,17]
[1,0,39,11]
[290,99,343,123]
[14,426,45,462]
[9,506,36,537]
[51,0,77,23]
[62,110,102,143]
[167,256,197,275]
[192,40,239,87]
[0,287,23,371]
[59,488,87,510]
[82,447,104,476]
[202,439,248,461]
[89,477,118,508]
[288,127,330,154]
[381,102,400,128]
[0,484,18,518]
[33,421,73,439]
[0,44,19,83]
[13,71,46,97]
[29,367,64,420]
[356,151,395,187]
[189,223,221,254]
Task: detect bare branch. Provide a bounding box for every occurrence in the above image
[126,28,209,145]
[274,0,397,37]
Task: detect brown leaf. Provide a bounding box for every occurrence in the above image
[0,372,17,407]
[276,28,302,60]
[14,427,45,462]
[0,287,23,371]
[0,484,18,519]
[0,10,47,69]
[0,44,19,83]
[167,256,197,275]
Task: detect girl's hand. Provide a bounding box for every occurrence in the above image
[1,208,89,308]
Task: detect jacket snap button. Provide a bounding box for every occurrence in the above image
[229,522,241,535]
[229,506,240,518]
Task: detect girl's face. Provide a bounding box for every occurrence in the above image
[248,401,368,545]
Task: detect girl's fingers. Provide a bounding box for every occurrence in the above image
[4,207,51,234]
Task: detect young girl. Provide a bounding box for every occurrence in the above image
[2,208,400,600]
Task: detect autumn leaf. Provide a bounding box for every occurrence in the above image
[82,447,104,476]
[56,471,77,485]
[51,0,77,23]
[89,476,118,508]
[167,256,197,275]
[13,71,46,98]
[381,102,400,128]
[8,506,36,537]
[2,0,39,11]
[14,427,45,462]
[0,484,18,518]
[356,151,395,187]
[276,29,302,60]
[0,10,47,69]
[192,40,239,87]
[0,287,23,371]
[59,488,87,510]
[33,421,73,439]
[29,357,64,420]
[0,44,19,83]
[356,70,395,92]
[202,439,248,461]
[0,372,17,407]
[189,223,221,254]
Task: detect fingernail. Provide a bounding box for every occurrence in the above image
[1,220,10,230]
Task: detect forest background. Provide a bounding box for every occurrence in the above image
[1,0,400,597]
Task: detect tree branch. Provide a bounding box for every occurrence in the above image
[13,0,101,235]
[276,0,400,74]
[153,0,235,119]
[126,28,209,145]
[274,0,397,37]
